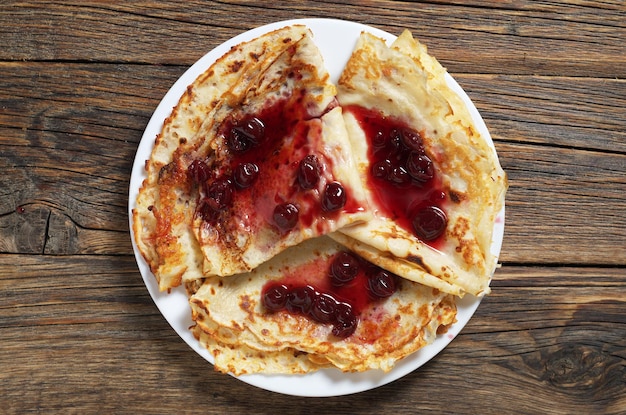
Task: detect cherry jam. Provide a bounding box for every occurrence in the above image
[188,89,365,233]
[345,106,448,245]
[261,250,399,339]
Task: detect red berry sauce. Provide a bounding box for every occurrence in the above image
[344,105,449,246]
[189,91,364,234]
[261,250,399,339]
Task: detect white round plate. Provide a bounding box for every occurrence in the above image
[128,18,505,397]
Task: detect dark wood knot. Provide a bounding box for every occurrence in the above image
[542,343,623,392]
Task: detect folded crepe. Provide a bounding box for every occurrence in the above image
[190,236,456,375]
[335,30,507,297]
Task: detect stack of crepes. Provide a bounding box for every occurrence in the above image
[132,25,507,375]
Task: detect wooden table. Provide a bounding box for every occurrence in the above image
[1,1,624,414]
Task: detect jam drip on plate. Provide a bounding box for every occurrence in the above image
[345,105,449,246]
[262,250,398,339]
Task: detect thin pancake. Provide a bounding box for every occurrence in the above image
[336,30,507,297]
[189,236,456,375]
[192,325,327,375]
[185,28,370,278]
[133,25,370,290]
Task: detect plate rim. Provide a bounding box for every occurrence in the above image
[128,17,505,397]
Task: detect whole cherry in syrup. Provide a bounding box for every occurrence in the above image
[412,205,447,241]
[330,251,359,285]
[297,154,321,190]
[233,162,259,189]
[406,152,434,183]
[227,116,265,153]
[263,283,289,312]
[311,293,338,324]
[388,165,411,186]
[367,269,396,299]
[273,203,299,231]
[399,128,425,153]
[286,285,316,314]
[205,178,234,211]
[332,302,359,338]
[322,181,347,212]
[188,159,211,184]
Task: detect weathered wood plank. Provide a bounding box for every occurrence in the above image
[0,1,623,77]
[0,62,175,255]
[459,74,626,154]
[497,142,626,265]
[1,256,623,414]
[2,64,624,155]
[0,61,183,134]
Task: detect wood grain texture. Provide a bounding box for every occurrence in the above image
[0,1,624,76]
[0,1,624,414]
